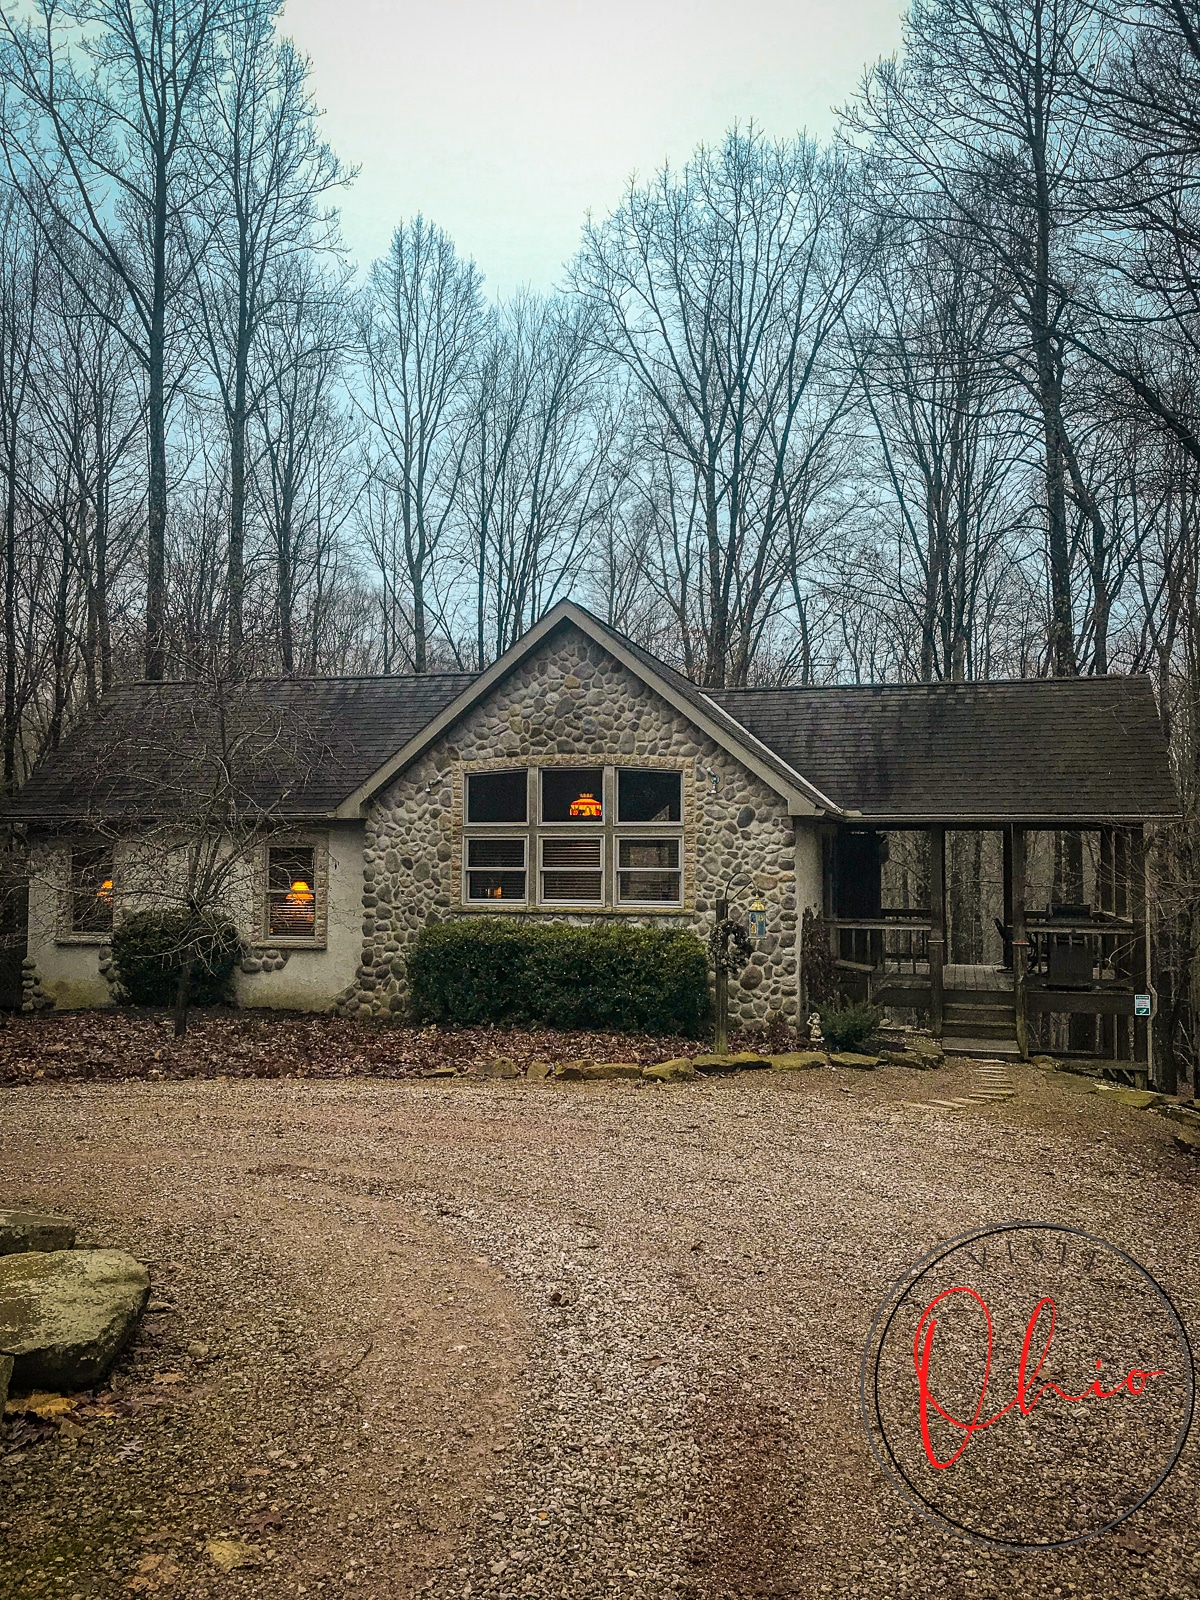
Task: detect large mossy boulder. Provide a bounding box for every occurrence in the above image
[0,1248,150,1390]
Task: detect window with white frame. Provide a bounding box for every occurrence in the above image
[540,836,603,903]
[466,836,527,902]
[617,837,682,904]
[461,764,686,910]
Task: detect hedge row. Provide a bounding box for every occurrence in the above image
[408,918,710,1035]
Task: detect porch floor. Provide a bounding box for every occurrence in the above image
[944,963,1014,992]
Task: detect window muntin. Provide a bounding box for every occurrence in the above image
[71,846,114,934]
[539,836,603,903]
[541,767,604,823]
[618,768,682,824]
[267,846,318,939]
[466,837,527,902]
[467,769,527,824]
[617,838,682,905]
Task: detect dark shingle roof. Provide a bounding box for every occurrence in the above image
[8,673,475,822]
[5,618,1176,825]
[707,675,1177,820]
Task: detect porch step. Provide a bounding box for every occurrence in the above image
[944,1003,1015,1026]
[943,1018,1017,1040]
[942,1036,1021,1059]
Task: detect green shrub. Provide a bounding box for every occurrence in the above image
[112,908,242,1006]
[409,919,710,1035]
[819,1000,882,1052]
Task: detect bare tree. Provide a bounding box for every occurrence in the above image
[190,0,348,658]
[573,126,870,686]
[0,0,224,678]
[850,0,1113,676]
[357,217,483,673]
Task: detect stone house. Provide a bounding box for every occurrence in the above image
[7,601,1177,1062]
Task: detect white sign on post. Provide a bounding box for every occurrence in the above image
[1134,993,1152,1017]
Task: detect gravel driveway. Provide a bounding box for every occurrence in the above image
[1,1058,1197,1600]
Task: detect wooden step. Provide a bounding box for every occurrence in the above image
[943,1019,1018,1040]
[942,1036,1021,1059]
[944,1002,1015,1025]
[943,988,1015,1007]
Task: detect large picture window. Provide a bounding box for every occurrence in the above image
[461,764,685,910]
[70,846,114,935]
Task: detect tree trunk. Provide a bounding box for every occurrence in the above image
[173,958,192,1038]
[145,154,169,682]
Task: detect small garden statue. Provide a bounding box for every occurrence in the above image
[808,1011,824,1047]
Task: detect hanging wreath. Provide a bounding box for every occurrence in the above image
[709,915,753,975]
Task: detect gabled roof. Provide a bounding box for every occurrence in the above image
[709,675,1177,822]
[5,602,1177,826]
[332,601,832,818]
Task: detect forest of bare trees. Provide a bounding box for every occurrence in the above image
[1,0,1200,1063]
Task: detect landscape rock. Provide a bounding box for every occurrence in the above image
[554,1060,642,1081]
[640,1057,695,1083]
[829,1051,880,1070]
[0,1209,76,1256]
[691,1051,772,1074]
[420,1066,457,1079]
[1032,1055,1057,1070]
[882,1048,941,1070]
[1093,1084,1163,1110]
[0,1248,150,1390]
[0,1351,11,1416]
[767,1051,826,1072]
[473,1057,519,1080]
[525,1060,553,1080]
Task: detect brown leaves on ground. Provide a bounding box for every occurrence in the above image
[0,1008,728,1088]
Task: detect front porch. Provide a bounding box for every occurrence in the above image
[825,822,1154,1079]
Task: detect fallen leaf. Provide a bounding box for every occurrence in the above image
[244,1508,283,1535]
[6,1392,77,1419]
[204,1539,258,1573]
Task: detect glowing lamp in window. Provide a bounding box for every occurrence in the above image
[97,878,113,903]
[568,791,603,819]
[267,846,318,938]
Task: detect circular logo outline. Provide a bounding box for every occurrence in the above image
[859,1220,1196,1552]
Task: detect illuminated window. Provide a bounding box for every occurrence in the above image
[542,767,604,823]
[267,846,318,939]
[466,838,526,902]
[617,838,682,904]
[70,846,114,935]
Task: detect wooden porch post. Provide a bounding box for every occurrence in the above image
[1011,826,1029,1061]
[929,825,945,1037]
[1002,827,1014,967]
[1129,826,1153,1082]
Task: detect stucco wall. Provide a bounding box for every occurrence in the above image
[24,823,364,1013]
[234,822,364,1010]
[336,624,803,1028]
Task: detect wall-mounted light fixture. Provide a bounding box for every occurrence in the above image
[706,770,720,794]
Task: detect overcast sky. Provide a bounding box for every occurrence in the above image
[279,0,905,297]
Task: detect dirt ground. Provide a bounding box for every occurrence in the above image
[1,1053,1198,1600]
